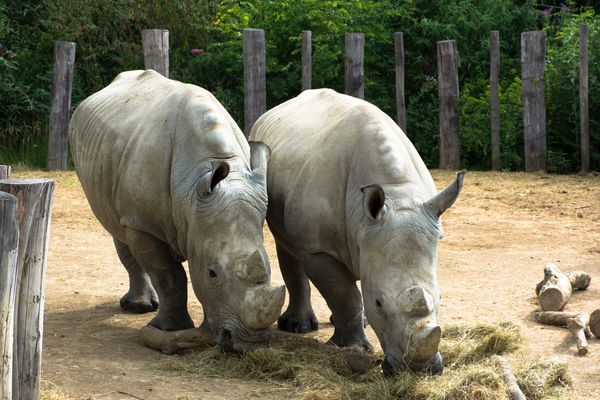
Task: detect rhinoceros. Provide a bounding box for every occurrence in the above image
[250,89,463,374]
[69,70,285,351]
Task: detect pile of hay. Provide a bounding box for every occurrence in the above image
[161,321,573,400]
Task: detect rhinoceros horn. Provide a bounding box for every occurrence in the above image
[407,323,442,362]
[241,249,269,284]
[241,284,286,330]
[397,286,435,317]
[249,141,271,182]
[425,171,464,218]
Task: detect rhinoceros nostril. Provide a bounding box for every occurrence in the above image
[382,357,396,376]
[215,328,234,351]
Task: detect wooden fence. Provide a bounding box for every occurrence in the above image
[0,168,55,400]
[46,26,592,173]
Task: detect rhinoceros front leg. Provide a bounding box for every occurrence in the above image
[303,252,372,351]
[275,242,318,333]
[124,228,194,331]
[114,238,159,313]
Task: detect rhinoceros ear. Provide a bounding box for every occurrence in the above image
[361,184,386,221]
[425,171,464,218]
[198,160,230,195]
[249,141,271,182]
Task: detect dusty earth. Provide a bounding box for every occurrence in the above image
[11,169,599,399]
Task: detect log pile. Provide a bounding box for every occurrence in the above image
[533,263,598,356]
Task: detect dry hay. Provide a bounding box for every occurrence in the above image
[160,321,573,400]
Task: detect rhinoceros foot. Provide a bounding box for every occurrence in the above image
[120,292,159,314]
[277,309,318,333]
[149,312,194,332]
[327,328,373,352]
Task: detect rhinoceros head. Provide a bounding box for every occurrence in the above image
[358,172,464,375]
[186,142,285,352]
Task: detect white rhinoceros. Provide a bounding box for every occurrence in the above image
[250,88,463,374]
[69,70,285,351]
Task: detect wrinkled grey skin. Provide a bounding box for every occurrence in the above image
[250,89,463,374]
[70,70,285,351]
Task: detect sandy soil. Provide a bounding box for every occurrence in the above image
[12,170,598,399]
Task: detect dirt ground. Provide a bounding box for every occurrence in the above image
[12,169,599,399]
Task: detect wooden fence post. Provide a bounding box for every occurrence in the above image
[142,29,169,77]
[0,192,19,400]
[0,166,10,180]
[243,28,266,137]
[395,32,407,133]
[345,33,365,99]
[490,31,501,170]
[47,41,76,171]
[521,31,547,172]
[437,40,460,170]
[302,31,312,91]
[0,179,55,400]
[579,24,589,173]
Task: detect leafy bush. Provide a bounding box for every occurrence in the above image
[0,0,598,172]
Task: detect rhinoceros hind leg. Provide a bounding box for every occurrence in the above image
[124,229,194,331]
[275,242,318,333]
[114,238,159,313]
[304,253,372,351]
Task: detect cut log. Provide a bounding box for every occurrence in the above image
[535,263,572,311]
[140,325,214,354]
[589,309,600,339]
[567,313,589,355]
[567,271,591,290]
[494,355,526,400]
[534,311,580,326]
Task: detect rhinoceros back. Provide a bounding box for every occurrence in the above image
[250,89,436,269]
[70,70,249,252]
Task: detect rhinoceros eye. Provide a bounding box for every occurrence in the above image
[208,266,218,279]
[375,299,383,309]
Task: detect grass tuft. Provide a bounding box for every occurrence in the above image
[158,321,572,399]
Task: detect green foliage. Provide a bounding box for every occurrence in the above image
[544,7,600,172]
[0,0,598,172]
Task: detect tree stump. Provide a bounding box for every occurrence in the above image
[589,309,600,339]
[0,179,55,400]
[535,263,572,311]
[0,192,19,400]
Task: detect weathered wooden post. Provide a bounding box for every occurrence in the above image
[302,31,312,91]
[521,31,547,172]
[0,166,10,180]
[579,24,589,173]
[395,32,407,133]
[142,29,169,77]
[0,192,18,400]
[437,40,460,170]
[345,33,365,99]
[243,28,266,137]
[0,179,55,400]
[490,31,501,170]
[47,41,76,171]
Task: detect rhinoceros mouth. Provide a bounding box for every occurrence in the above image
[382,352,443,376]
[214,323,273,353]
